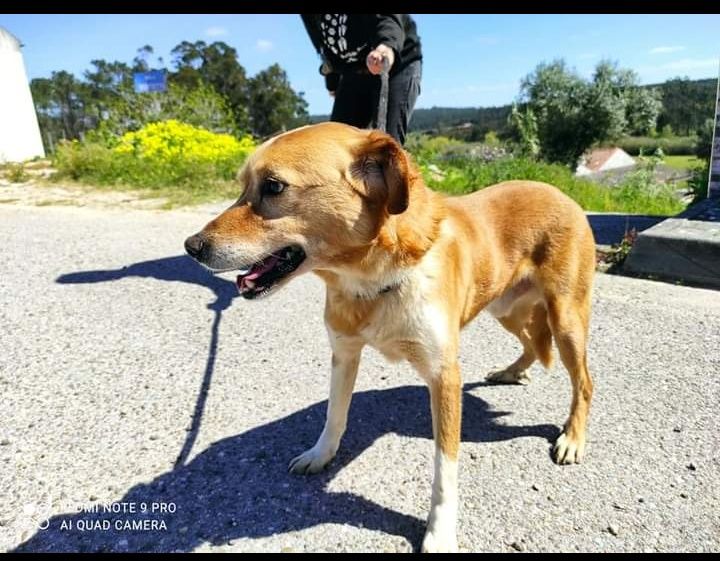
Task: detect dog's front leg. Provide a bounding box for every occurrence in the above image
[289,339,363,475]
[421,362,461,553]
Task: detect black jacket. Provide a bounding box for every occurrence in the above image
[301,14,422,92]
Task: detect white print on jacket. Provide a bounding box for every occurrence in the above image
[320,14,368,63]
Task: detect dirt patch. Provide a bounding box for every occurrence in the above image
[0,179,170,210]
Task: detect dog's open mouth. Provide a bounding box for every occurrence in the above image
[236,245,306,299]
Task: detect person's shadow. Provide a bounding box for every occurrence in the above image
[13,255,559,553]
[54,255,236,469]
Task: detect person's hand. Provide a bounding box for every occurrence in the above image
[366,44,394,75]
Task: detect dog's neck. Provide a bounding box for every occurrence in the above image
[318,182,447,301]
[357,278,404,300]
[342,264,413,300]
[375,180,447,264]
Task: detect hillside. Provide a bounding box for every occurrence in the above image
[309,77,717,139]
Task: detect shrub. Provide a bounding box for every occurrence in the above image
[483,131,500,146]
[405,133,464,162]
[406,133,508,164]
[616,135,698,156]
[659,124,674,138]
[415,153,684,215]
[597,228,638,270]
[686,163,710,204]
[4,162,30,183]
[694,118,714,161]
[54,120,255,192]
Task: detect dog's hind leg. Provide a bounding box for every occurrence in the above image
[289,339,363,475]
[527,303,553,370]
[486,301,549,385]
[546,293,593,464]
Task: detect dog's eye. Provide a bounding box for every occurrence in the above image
[262,179,286,196]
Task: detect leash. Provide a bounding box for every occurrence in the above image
[374,56,391,133]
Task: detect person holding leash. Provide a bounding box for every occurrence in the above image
[301,14,422,145]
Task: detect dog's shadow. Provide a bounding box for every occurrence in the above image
[14,256,558,553]
[15,384,558,553]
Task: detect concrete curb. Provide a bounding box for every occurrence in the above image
[623,199,720,288]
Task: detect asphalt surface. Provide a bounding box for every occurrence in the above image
[1,203,719,553]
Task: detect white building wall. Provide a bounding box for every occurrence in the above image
[0,28,45,163]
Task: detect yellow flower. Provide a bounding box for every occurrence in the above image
[113,120,256,168]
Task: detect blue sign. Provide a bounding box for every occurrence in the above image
[133,71,167,93]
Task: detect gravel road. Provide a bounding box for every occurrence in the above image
[1,203,718,553]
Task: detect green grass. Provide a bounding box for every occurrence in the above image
[662,155,703,171]
[416,156,685,216]
[48,130,687,215]
[0,162,30,183]
[51,152,685,215]
[51,139,248,207]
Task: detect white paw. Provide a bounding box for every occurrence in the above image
[288,446,335,475]
[485,366,532,385]
[421,529,458,553]
[553,432,585,464]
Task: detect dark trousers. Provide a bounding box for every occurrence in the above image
[330,60,422,146]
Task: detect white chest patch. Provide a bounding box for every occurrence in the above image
[355,266,448,378]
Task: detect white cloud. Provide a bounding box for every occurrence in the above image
[255,39,273,52]
[205,26,228,38]
[649,45,685,55]
[637,57,720,83]
[659,57,718,71]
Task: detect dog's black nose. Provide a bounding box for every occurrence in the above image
[185,234,205,259]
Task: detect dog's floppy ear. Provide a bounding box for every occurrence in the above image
[351,131,410,215]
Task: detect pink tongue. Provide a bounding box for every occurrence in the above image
[239,255,280,289]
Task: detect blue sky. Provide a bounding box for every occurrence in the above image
[2,14,719,114]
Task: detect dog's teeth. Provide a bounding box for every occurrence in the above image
[237,268,251,275]
[245,280,255,289]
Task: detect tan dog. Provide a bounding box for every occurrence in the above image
[185,122,595,552]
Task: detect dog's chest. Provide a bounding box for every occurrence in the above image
[358,292,448,374]
[327,265,450,376]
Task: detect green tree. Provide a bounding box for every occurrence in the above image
[694,118,715,161]
[625,85,663,136]
[518,60,595,166]
[170,40,250,130]
[132,44,157,73]
[83,59,134,128]
[96,82,237,139]
[30,77,63,152]
[657,77,716,135]
[30,41,310,150]
[517,59,662,168]
[509,104,539,158]
[247,64,309,137]
[30,71,89,144]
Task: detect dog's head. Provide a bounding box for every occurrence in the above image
[184,122,416,299]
